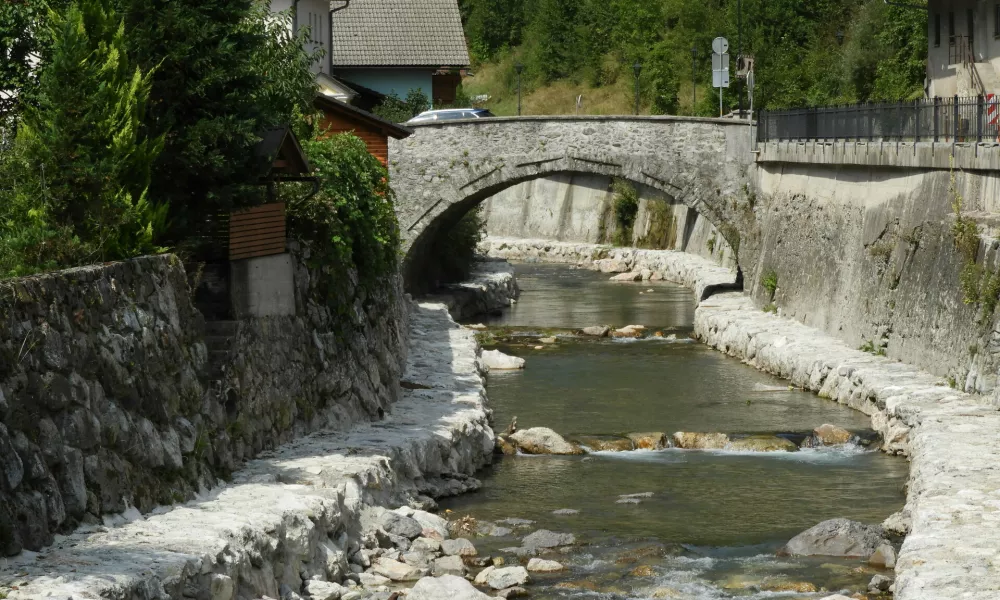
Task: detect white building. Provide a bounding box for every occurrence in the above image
[928,0,1000,96]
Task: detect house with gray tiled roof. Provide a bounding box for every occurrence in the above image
[330,0,471,107]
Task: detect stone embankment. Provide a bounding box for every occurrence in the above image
[0,303,494,600]
[424,259,520,321]
[698,293,1000,600]
[480,237,735,300]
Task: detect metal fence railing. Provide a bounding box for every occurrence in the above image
[757,96,1000,144]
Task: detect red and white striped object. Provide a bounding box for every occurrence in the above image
[989,93,999,126]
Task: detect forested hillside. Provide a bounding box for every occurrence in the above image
[457,0,927,116]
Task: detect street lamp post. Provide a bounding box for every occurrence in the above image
[515,63,524,116]
[691,47,697,110]
[633,62,642,115]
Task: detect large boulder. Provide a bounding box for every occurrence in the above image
[672,432,730,449]
[869,542,897,569]
[726,436,798,452]
[779,518,889,558]
[381,512,423,540]
[371,557,426,581]
[580,326,610,337]
[522,529,576,550]
[398,507,449,539]
[576,436,633,452]
[487,566,531,590]
[527,558,565,572]
[813,424,853,445]
[407,575,492,600]
[481,350,525,371]
[510,428,584,455]
[627,432,667,450]
[433,555,467,576]
[610,272,643,282]
[441,537,478,556]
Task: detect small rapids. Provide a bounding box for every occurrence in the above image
[444,263,906,599]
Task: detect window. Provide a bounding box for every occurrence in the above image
[935,13,941,47]
[968,8,975,47]
[995,4,1000,38]
[949,11,956,45]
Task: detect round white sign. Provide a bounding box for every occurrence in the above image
[712,37,729,55]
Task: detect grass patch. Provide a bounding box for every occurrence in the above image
[762,269,778,300]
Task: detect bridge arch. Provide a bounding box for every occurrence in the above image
[388,116,754,291]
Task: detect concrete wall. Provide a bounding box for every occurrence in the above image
[480,173,735,267]
[744,157,1000,397]
[230,253,296,317]
[0,252,407,556]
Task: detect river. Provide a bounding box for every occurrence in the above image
[441,263,908,599]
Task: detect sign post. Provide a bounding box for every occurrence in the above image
[712,37,730,117]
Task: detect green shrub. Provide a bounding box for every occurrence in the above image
[0,0,165,278]
[286,133,399,305]
[762,269,778,299]
[612,178,639,247]
[373,89,431,123]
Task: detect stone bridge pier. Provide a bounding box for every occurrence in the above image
[388,116,757,292]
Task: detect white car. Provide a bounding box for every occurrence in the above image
[406,108,495,124]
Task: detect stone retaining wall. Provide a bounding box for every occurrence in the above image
[696,292,1000,600]
[0,252,407,556]
[0,302,493,600]
[423,259,520,321]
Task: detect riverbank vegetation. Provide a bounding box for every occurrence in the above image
[458,0,927,116]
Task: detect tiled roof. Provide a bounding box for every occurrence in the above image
[331,0,470,68]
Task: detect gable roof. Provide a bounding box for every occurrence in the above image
[313,95,413,140]
[331,0,470,68]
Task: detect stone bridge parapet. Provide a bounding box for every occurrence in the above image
[388,116,756,288]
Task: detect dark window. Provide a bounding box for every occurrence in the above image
[969,8,975,47]
[995,4,1000,38]
[949,11,956,45]
[935,13,941,47]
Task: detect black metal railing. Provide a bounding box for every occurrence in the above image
[758,96,1000,144]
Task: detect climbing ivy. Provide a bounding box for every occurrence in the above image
[612,178,639,247]
[950,167,1000,323]
[285,133,399,307]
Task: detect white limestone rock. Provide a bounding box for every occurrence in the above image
[526,558,565,572]
[407,575,492,600]
[481,350,525,371]
[433,555,467,576]
[509,428,583,455]
[371,557,425,581]
[303,580,345,600]
[486,566,530,590]
[441,537,478,557]
[780,518,888,559]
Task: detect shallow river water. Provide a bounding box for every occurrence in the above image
[442,263,908,599]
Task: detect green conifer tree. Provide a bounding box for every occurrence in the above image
[0,0,164,276]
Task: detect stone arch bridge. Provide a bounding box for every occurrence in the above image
[388,116,755,290]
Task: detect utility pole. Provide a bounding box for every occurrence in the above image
[691,47,697,110]
[633,62,642,115]
[515,63,524,116]
[737,0,743,118]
